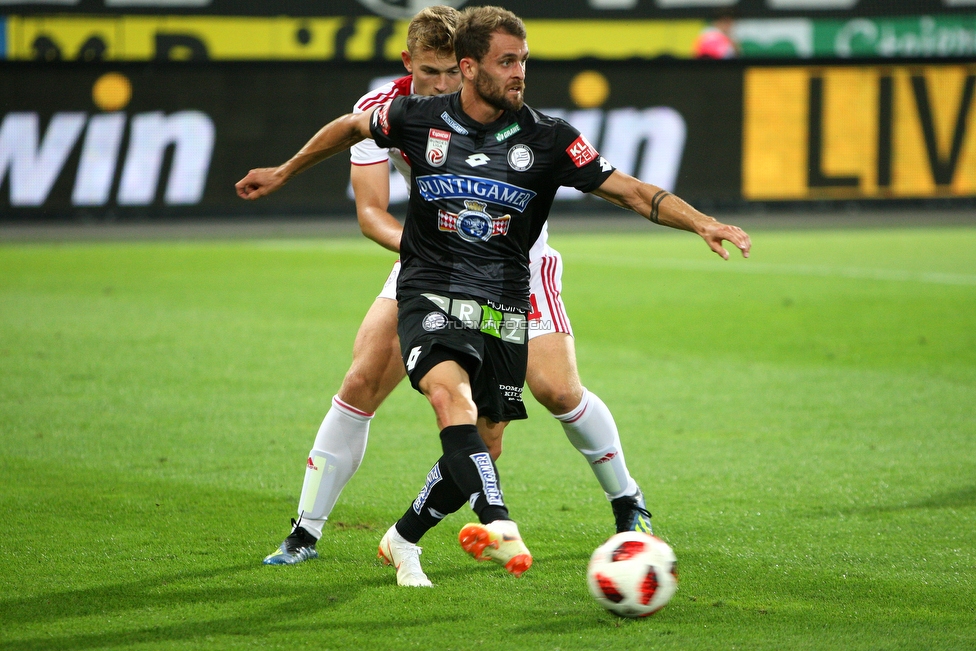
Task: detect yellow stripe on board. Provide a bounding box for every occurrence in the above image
[525,19,702,59]
[8,15,347,60]
[5,15,703,61]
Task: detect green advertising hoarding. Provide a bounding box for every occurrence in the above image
[738,15,976,58]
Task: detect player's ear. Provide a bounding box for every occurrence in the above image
[401,50,413,73]
[459,56,477,80]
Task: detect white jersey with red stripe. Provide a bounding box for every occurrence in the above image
[350,75,413,181]
[362,79,571,339]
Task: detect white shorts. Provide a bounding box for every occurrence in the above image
[527,249,573,340]
[376,253,573,340]
[377,260,400,301]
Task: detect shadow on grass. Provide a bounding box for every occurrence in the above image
[838,485,976,516]
[2,563,254,624]
[1,562,417,651]
[0,459,438,649]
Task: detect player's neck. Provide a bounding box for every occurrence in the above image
[459,87,504,125]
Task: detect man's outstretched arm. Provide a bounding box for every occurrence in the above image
[592,170,751,260]
[236,110,375,201]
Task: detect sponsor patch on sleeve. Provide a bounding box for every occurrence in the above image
[375,102,391,136]
[566,134,598,168]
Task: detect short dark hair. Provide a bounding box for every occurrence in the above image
[455,6,526,63]
[407,5,460,56]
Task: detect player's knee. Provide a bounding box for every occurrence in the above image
[338,367,384,413]
[480,430,503,460]
[486,440,502,461]
[426,384,477,427]
[530,378,583,415]
[479,420,506,461]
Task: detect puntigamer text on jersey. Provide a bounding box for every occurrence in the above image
[416,174,537,213]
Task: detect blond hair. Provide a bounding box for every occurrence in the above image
[406,5,460,56]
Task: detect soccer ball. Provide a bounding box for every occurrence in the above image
[587,531,678,618]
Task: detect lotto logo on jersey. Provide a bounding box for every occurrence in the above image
[566,134,598,168]
[426,128,452,168]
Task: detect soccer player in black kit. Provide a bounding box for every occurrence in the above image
[237,5,752,585]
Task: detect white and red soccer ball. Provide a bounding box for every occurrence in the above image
[587,531,678,618]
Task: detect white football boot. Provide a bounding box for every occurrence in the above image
[378,525,432,587]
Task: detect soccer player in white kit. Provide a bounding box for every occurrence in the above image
[261,6,651,581]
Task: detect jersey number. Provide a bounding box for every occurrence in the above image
[528,294,542,321]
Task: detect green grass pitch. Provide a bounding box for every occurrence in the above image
[1,223,975,650]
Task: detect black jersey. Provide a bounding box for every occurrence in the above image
[369,91,615,311]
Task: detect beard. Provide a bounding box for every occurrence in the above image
[475,67,524,112]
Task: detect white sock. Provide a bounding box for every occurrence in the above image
[297,396,373,539]
[554,388,638,500]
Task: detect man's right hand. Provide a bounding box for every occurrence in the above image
[235,167,286,200]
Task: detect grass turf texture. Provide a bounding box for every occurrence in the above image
[1,226,974,650]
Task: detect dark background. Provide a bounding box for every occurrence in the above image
[0,59,744,220]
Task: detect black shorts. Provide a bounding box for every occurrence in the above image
[397,292,528,423]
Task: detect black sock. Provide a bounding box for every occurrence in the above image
[439,424,509,524]
[483,458,508,524]
[395,458,468,543]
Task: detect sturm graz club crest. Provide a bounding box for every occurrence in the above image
[438,200,511,243]
[422,311,448,331]
[507,144,534,171]
[357,0,469,20]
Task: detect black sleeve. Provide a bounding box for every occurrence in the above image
[550,119,616,193]
[368,95,410,151]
